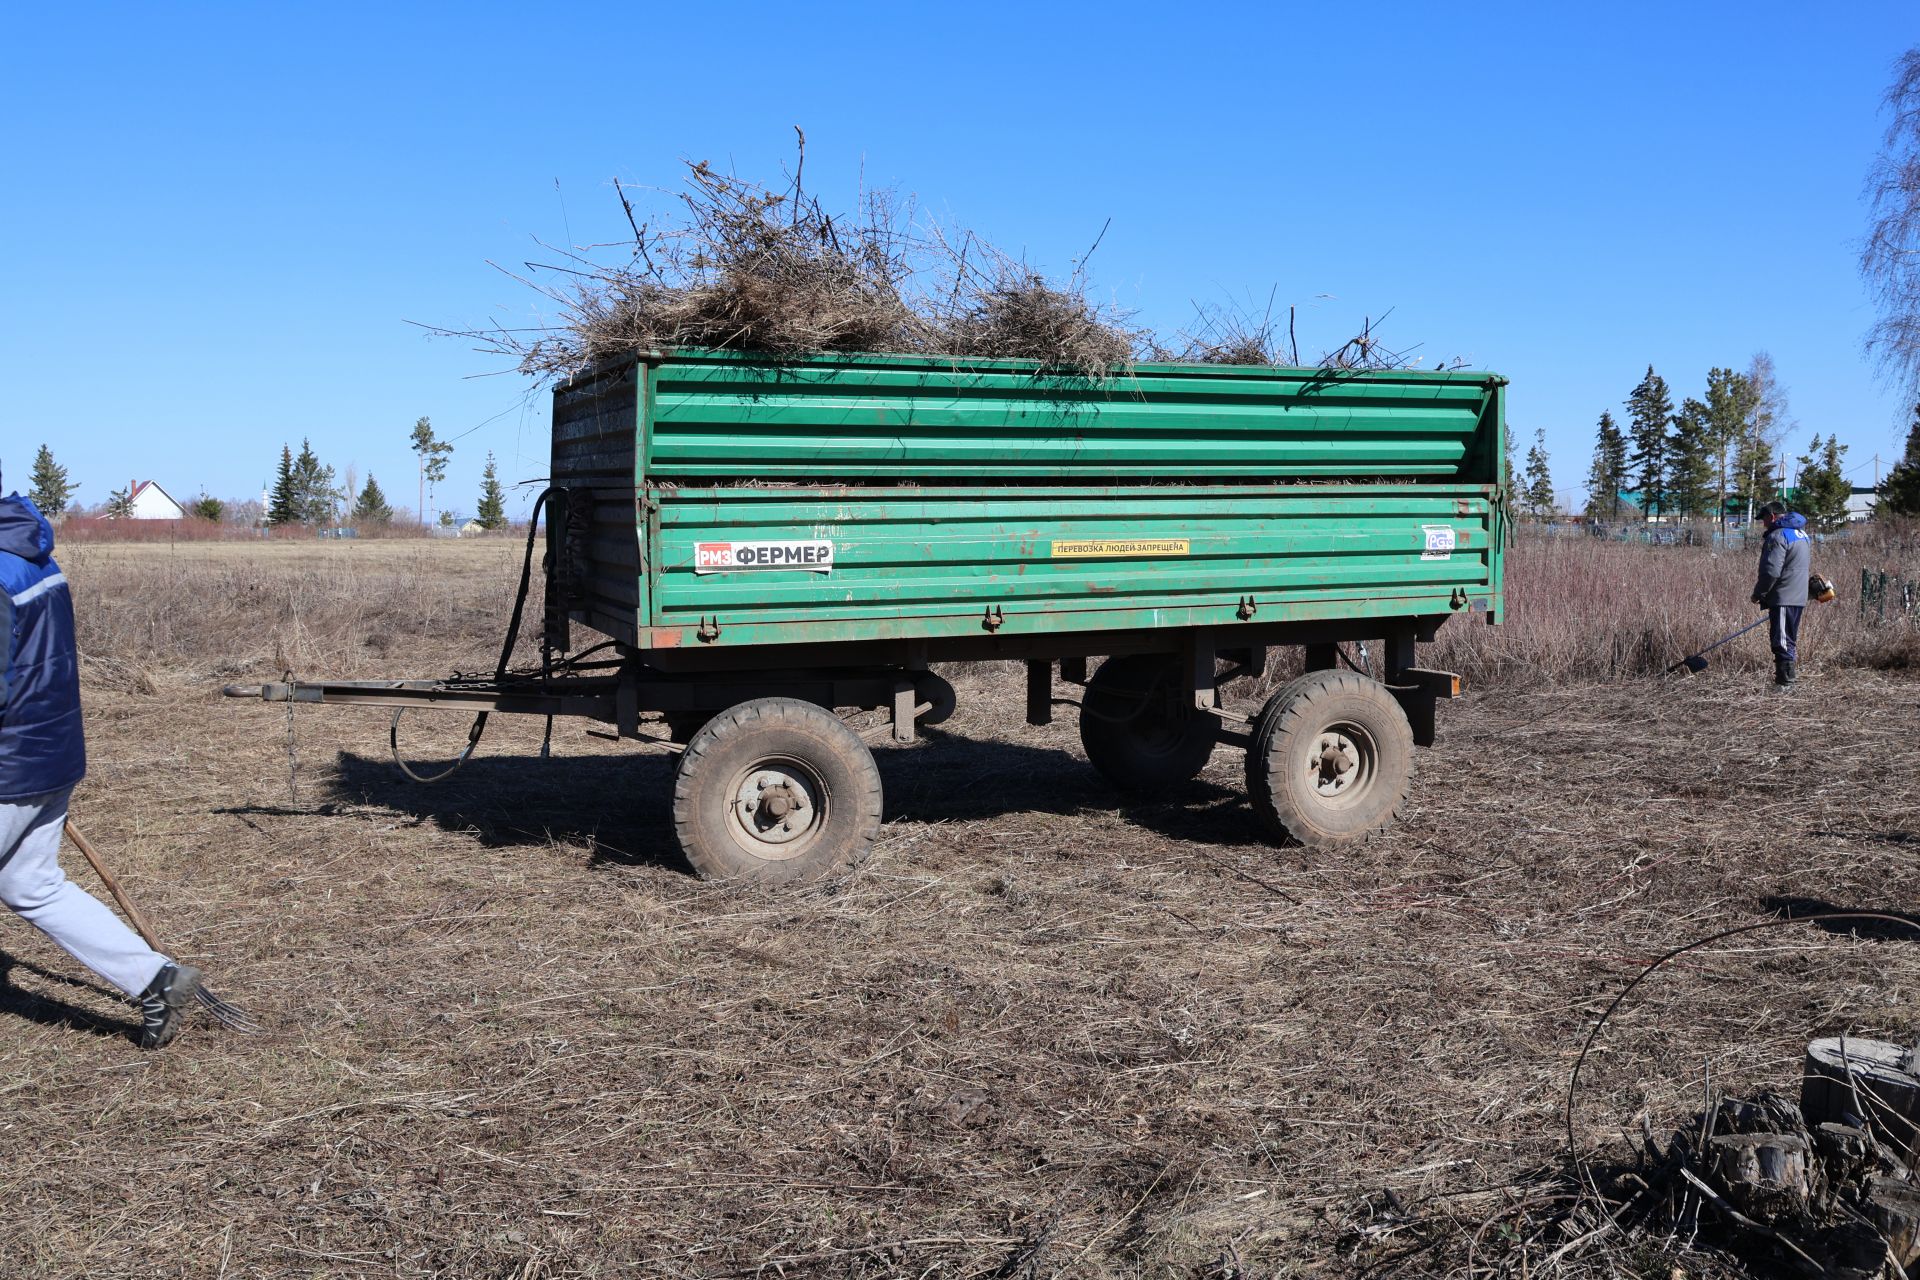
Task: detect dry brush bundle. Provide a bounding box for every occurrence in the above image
[921,222,1145,375]
[446,146,1148,382]
[1173,298,1458,372]
[439,142,1432,382]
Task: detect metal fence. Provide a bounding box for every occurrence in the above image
[1860,569,1918,623]
[1534,521,1859,549]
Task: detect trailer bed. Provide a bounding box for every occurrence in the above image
[548,352,1508,653]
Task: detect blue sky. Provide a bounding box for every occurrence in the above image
[3,3,1915,517]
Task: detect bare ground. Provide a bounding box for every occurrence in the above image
[3,543,1919,1278]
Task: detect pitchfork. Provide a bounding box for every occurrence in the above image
[62,820,262,1035]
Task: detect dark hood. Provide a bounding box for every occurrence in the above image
[0,494,55,563]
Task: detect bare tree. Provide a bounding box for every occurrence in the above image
[1741,352,1793,522]
[1864,49,1920,396]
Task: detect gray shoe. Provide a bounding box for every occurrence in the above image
[137,963,201,1049]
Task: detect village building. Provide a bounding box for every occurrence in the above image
[124,480,186,520]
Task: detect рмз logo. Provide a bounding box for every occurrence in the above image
[693,540,835,574]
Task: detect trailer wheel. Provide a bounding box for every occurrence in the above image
[1245,671,1413,847]
[1079,655,1217,795]
[671,698,883,883]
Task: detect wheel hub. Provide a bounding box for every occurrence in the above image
[731,767,819,849]
[1307,731,1367,798]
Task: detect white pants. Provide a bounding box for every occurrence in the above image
[0,788,168,998]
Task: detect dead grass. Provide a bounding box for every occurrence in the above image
[3,541,1917,1278]
[1427,531,1920,686]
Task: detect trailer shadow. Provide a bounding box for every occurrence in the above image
[887,727,1263,848]
[317,728,1262,871]
[324,750,685,873]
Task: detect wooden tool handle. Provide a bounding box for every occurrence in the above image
[61,819,166,953]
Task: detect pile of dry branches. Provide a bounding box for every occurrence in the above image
[443,141,1431,382]
[455,145,1147,381]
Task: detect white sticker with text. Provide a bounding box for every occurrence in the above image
[694,540,835,574]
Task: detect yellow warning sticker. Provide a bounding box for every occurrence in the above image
[1049,539,1191,558]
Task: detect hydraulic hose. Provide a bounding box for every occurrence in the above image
[390,487,554,783]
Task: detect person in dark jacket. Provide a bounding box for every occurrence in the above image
[1750,500,1811,688]
[0,487,201,1047]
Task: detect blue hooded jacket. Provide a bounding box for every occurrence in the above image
[1752,511,1811,608]
[0,494,86,801]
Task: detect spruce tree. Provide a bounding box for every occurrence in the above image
[1522,429,1555,518]
[190,493,225,522]
[1878,403,1920,518]
[351,474,394,524]
[1625,366,1673,519]
[1793,434,1852,532]
[288,439,339,524]
[475,453,507,530]
[1584,411,1628,518]
[1667,399,1717,522]
[27,444,76,516]
[267,445,298,525]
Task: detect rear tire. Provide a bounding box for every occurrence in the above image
[1078,654,1217,795]
[671,698,883,883]
[1245,670,1413,847]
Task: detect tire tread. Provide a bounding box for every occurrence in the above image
[1245,670,1413,847]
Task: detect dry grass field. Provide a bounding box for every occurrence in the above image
[3,535,1919,1278]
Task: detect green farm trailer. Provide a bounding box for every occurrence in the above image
[230,349,1507,881]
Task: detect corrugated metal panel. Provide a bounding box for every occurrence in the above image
[645,351,1502,482]
[549,362,643,645]
[650,485,1497,647]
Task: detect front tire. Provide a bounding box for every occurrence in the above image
[671,698,883,883]
[1078,655,1217,795]
[1245,671,1413,846]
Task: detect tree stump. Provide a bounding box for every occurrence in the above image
[1813,1122,1877,1201]
[1825,1218,1892,1279]
[1706,1132,1814,1222]
[1803,1037,1920,1171]
[1868,1179,1920,1271]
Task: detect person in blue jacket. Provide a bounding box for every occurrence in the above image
[0,485,201,1047]
[1750,500,1811,688]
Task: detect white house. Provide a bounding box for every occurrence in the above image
[125,480,186,520]
[1847,485,1877,523]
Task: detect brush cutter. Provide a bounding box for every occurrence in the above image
[1666,617,1770,676]
[1666,575,1839,677]
[61,820,261,1035]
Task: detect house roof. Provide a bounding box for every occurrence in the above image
[129,480,182,506]
[126,480,186,515]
